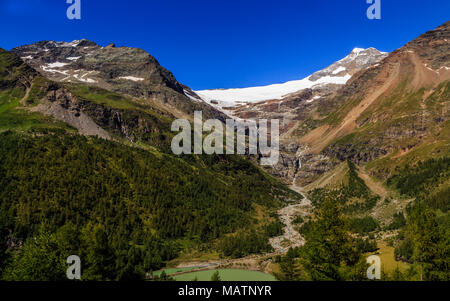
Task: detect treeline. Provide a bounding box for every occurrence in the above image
[386,157,449,280]
[386,212,406,230]
[264,219,284,237]
[0,131,294,280]
[0,223,179,280]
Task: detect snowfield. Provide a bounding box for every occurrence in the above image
[195,73,351,105]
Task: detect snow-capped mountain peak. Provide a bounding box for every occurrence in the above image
[195,47,388,108]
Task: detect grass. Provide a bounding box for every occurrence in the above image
[0,87,74,132]
[172,269,276,281]
[370,242,410,275]
[25,76,50,106]
[65,83,172,124]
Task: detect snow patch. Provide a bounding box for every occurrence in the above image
[183,89,202,102]
[332,66,347,75]
[351,48,365,54]
[74,70,98,83]
[41,62,69,75]
[118,76,145,82]
[306,95,321,103]
[47,62,69,68]
[195,47,387,107]
[67,56,81,61]
[55,40,80,48]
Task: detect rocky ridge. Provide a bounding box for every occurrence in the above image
[12,39,225,122]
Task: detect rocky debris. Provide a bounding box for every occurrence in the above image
[269,22,449,187]
[399,21,450,70]
[269,196,312,253]
[31,86,110,139]
[13,39,185,95]
[293,153,338,186]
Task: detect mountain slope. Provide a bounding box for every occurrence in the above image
[0,47,301,280]
[239,21,450,188]
[201,48,388,183]
[308,21,450,174]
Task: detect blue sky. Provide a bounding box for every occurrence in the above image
[0,0,448,89]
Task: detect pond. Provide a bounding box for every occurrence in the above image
[172,269,277,281]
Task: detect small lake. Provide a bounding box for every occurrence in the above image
[172,269,277,281]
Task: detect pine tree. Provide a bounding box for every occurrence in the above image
[275,248,302,281]
[300,197,362,280]
[408,203,449,281]
[211,270,221,281]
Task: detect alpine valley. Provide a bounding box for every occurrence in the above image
[0,21,448,281]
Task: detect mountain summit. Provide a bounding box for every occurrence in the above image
[11,39,224,121]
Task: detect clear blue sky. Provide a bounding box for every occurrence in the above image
[0,0,448,89]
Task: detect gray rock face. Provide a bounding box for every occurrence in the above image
[265,143,338,186]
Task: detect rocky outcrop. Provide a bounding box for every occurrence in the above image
[0,48,37,92]
[31,83,175,148]
[32,87,111,140]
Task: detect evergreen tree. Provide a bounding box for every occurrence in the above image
[211,270,221,281]
[300,197,363,280]
[408,204,449,281]
[275,248,302,281]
